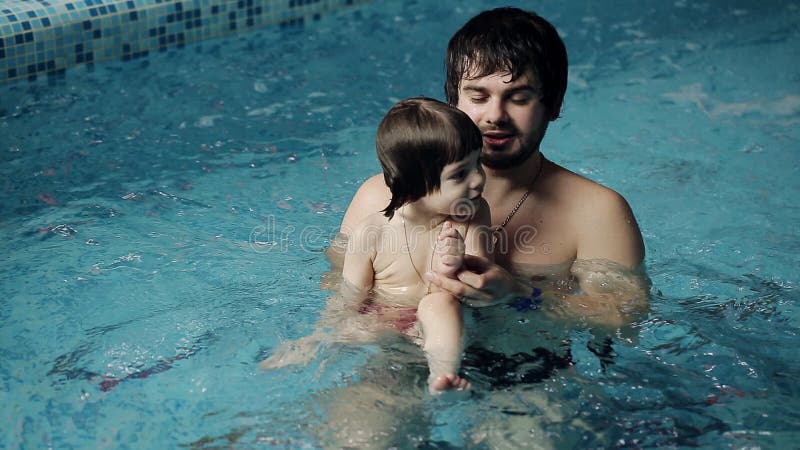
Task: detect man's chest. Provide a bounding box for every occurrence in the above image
[491,210,576,268]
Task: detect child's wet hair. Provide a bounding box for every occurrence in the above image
[376,97,482,219]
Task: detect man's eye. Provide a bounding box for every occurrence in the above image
[470,96,488,103]
[510,95,533,104]
[451,170,467,180]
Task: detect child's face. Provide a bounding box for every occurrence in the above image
[423,150,485,219]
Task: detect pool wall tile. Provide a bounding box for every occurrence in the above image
[0,0,370,83]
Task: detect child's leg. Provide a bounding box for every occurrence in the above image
[417,292,471,393]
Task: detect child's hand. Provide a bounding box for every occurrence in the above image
[433,221,465,278]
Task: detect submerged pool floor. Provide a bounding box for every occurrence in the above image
[1,0,799,447]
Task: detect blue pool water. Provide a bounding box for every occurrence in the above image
[2,0,799,448]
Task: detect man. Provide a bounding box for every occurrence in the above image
[337,7,647,325]
[312,8,648,447]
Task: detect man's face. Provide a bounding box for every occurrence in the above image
[456,71,551,170]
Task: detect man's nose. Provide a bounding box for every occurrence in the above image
[484,99,508,125]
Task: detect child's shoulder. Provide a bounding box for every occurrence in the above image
[349,211,393,242]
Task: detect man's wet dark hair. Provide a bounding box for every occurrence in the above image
[445,7,568,119]
[377,97,482,219]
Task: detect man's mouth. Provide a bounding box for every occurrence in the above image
[482,131,515,147]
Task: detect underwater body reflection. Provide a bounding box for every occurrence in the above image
[261,234,650,448]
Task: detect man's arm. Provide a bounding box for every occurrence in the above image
[575,189,644,269]
[565,188,649,329]
[327,174,390,268]
[339,174,391,236]
[261,222,377,370]
[341,221,377,292]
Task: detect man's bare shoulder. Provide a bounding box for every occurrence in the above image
[548,162,629,213]
[340,174,391,235]
[346,211,392,257]
[359,173,390,197]
[548,161,644,267]
[350,211,391,236]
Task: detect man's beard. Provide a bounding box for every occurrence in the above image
[481,143,538,170]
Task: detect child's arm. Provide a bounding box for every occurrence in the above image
[463,197,493,261]
[429,199,492,292]
[426,198,522,305]
[432,222,465,279]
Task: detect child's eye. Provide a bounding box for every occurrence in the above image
[451,170,467,180]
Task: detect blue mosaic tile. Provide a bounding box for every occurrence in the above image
[1,0,371,83]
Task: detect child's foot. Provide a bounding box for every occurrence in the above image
[429,373,471,394]
[433,222,465,278]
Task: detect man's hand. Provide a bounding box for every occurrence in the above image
[425,254,523,307]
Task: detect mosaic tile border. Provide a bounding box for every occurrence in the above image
[0,0,370,84]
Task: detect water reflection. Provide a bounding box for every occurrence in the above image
[260,235,654,447]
